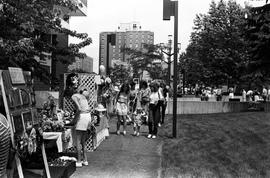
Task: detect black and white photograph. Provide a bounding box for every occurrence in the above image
[1,0,270,178]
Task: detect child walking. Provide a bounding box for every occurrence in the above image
[132,91,145,136]
[115,82,130,135]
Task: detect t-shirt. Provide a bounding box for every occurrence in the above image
[150,92,159,104]
[71,93,90,112]
[117,93,128,104]
[158,88,165,100]
[262,88,267,96]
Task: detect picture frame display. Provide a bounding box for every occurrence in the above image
[8,88,22,108]
[11,114,25,134]
[20,89,30,106]
[21,110,33,130]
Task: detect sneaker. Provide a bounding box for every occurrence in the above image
[147,134,152,138]
[133,131,137,136]
[82,161,88,166]
[76,162,82,168]
[123,130,126,135]
[116,130,120,135]
[152,135,157,139]
[136,132,140,137]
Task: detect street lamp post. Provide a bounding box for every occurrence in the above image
[167,35,172,86]
[163,0,178,138]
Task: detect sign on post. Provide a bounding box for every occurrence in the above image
[163,0,175,20]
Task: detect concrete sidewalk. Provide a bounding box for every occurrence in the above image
[71,117,163,178]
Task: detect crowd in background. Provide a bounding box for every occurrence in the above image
[193,84,270,102]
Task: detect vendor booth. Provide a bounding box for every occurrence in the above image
[0,69,110,178]
[0,68,54,178]
[62,73,109,152]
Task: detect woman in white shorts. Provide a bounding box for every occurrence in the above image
[72,86,91,168]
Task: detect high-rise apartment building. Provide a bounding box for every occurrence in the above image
[99,22,154,75]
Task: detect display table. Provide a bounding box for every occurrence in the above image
[43,129,73,152]
[43,113,109,153]
[94,115,109,148]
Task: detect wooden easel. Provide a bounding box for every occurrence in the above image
[0,69,51,178]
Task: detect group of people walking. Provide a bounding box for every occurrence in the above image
[114,80,169,139]
[67,73,169,167]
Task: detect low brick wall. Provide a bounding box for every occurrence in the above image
[166,101,250,114]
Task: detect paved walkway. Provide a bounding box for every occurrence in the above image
[71,117,163,178]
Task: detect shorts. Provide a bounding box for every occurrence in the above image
[133,114,142,127]
[116,102,128,116]
[76,113,91,131]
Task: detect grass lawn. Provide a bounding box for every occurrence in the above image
[159,112,270,178]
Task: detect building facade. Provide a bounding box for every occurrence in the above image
[68,56,93,73]
[99,22,154,75]
[34,0,88,90]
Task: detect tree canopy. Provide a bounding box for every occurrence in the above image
[185,0,249,86]
[245,4,270,86]
[110,64,131,84]
[123,43,166,80]
[0,0,91,82]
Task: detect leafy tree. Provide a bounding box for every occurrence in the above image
[185,0,249,86]
[110,64,131,84]
[0,0,91,83]
[245,4,270,87]
[123,43,164,80]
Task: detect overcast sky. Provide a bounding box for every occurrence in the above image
[69,0,266,73]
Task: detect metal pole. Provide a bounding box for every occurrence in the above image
[172,1,178,138]
[168,37,172,86]
[168,48,171,86]
[106,34,110,76]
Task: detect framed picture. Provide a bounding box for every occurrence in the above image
[31,108,39,125]
[20,89,30,106]
[11,114,25,134]
[8,67,26,84]
[8,88,21,108]
[21,110,33,130]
